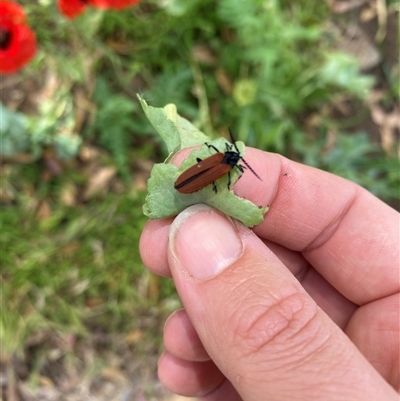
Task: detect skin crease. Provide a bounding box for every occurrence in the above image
[139,147,399,400]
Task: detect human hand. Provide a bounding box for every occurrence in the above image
[139,147,399,400]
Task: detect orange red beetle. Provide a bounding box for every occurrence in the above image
[174,129,261,194]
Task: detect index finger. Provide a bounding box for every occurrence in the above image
[237,147,399,306]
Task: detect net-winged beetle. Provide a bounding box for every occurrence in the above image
[174,129,261,194]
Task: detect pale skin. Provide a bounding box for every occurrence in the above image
[139,147,400,400]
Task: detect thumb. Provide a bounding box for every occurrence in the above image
[168,204,396,401]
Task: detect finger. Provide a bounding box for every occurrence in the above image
[345,292,400,390]
[139,218,173,277]
[168,204,397,400]
[164,308,210,362]
[163,261,354,385]
[264,240,357,328]
[140,219,357,327]
[162,309,243,400]
[162,313,245,400]
[158,351,224,397]
[235,148,399,305]
[198,379,243,401]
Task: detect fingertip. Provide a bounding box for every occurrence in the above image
[139,218,174,277]
[158,351,224,397]
[164,308,210,362]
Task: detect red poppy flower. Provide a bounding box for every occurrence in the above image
[57,0,108,19]
[0,0,37,74]
[57,0,88,19]
[58,0,141,19]
[104,0,141,10]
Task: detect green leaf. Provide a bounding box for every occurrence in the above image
[54,133,82,160]
[160,0,201,16]
[138,95,208,155]
[139,96,268,227]
[319,53,375,98]
[0,103,29,155]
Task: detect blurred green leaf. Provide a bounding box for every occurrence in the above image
[319,53,375,98]
[54,134,82,160]
[0,103,29,155]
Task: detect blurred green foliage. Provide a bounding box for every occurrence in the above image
[3,0,397,202]
[1,175,177,357]
[92,78,140,180]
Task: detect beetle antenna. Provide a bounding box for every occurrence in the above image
[229,127,262,181]
[240,158,262,181]
[228,127,236,143]
[228,127,241,154]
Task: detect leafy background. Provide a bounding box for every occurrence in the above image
[1,0,399,400]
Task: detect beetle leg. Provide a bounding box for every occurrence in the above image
[205,143,220,154]
[236,164,245,174]
[227,164,245,190]
[212,181,218,193]
[227,171,232,190]
[196,158,202,162]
